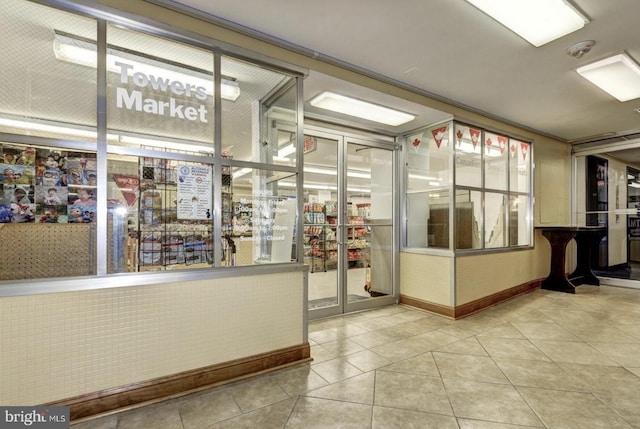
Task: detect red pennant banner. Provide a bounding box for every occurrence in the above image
[412,138,421,152]
[456,129,464,146]
[497,136,507,155]
[432,126,448,149]
[510,142,517,158]
[520,142,529,161]
[470,128,480,149]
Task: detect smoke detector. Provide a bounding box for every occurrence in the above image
[566,40,596,58]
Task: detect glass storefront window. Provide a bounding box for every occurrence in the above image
[0,1,303,283]
[405,123,452,249]
[221,56,298,166]
[106,24,215,154]
[407,189,450,248]
[406,124,451,190]
[484,131,508,191]
[107,154,214,273]
[484,192,508,248]
[0,0,97,141]
[0,142,97,280]
[230,167,298,265]
[406,120,532,252]
[455,189,483,250]
[509,195,531,246]
[510,139,531,193]
[454,124,482,187]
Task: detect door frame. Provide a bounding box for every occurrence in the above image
[571,140,640,289]
[304,125,399,319]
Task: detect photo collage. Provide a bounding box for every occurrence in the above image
[0,144,96,224]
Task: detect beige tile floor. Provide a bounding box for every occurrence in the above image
[74,285,640,428]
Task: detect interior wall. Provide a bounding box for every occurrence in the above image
[456,235,550,305]
[535,136,572,226]
[399,253,452,306]
[0,271,305,405]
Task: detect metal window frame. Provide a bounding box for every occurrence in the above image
[0,0,308,296]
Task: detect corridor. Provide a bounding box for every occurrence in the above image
[74,285,640,428]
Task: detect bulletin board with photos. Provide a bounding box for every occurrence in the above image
[0,143,97,224]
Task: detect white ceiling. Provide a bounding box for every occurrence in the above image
[160,0,640,146]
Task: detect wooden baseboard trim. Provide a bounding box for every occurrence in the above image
[399,295,455,318]
[453,280,541,319]
[400,279,541,320]
[46,343,311,422]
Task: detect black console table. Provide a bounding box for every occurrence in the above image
[538,226,605,293]
[569,228,607,286]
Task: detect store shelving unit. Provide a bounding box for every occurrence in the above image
[303,201,370,273]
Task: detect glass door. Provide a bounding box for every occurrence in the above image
[304,129,397,319]
[344,139,395,313]
[304,133,340,314]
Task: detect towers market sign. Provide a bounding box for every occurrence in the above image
[114,61,209,123]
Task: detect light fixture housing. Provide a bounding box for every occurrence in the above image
[53,31,240,101]
[464,0,589,47]
[309,92,415,126]
[577,53,640,102]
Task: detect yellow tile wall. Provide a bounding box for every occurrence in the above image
[0,271,304,405]
[455,241,550,305]
[400,252,452,306]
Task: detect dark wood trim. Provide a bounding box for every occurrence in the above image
[46,343,311,422]
[399,295,455,318]
[453,279,541,319]
[400,279,541,320]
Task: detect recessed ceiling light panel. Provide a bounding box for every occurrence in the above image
[464,0,589,47]
[577,53,640,102]
[309,92,415,126]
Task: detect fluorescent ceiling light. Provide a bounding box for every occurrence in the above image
[53,31,240,101]
[0,117,98,139]
[309,92,415,126]
[577,53,640,102]
[0,115,212,154]
[278,144,296,158]
[304,166,371,179]
[119,135,213,153]
[233,167,252,179]
[408,174,440,181]
[464,0,588,47]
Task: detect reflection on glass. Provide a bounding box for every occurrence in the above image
[407,189,451,249]
[509,139,531,193]
[229,168,297,266]
[1,0,97,141]
[509,195,530,246]
[484,132,508,191]
[106,24,215,152]
[405,127,450,191]
[485,192,508,248]
[107,155,213,273]
[347,143,391,301]
[455,124,482,187]
[304,136,339,310]
[455,189,482,250]
[222,56,297,164]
